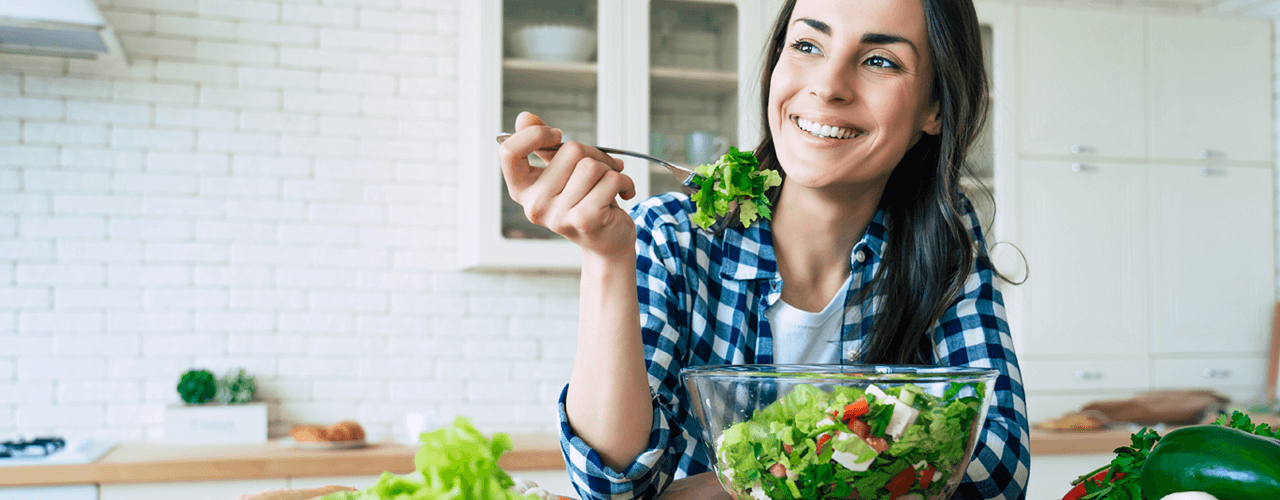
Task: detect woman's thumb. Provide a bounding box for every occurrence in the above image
[515,111,546,130]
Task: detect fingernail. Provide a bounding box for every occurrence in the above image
[551,128,562,137]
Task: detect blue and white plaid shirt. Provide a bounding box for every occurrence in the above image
[557,192,1030,500]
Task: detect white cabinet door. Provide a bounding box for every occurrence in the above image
[1017,160,1148,356]
[1147,165,1275,354]
[1147,15,1273,162]
[1016,5,1145,158]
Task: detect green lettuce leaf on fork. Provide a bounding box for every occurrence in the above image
[690,148,782,230]
[320,416,539,500]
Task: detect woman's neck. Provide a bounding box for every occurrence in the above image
[770,182,882,312]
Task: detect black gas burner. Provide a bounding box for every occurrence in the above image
[0,437,66,458]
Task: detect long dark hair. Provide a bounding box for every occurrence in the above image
[754,0,992,365]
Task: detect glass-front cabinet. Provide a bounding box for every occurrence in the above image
[460,0,774,271]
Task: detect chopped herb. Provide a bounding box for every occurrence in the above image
[689,148,782,230]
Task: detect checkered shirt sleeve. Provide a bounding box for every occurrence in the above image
[938,200,1031,500]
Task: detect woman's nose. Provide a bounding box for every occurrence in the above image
[809,61,855,104]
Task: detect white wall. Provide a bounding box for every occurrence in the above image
[0,0,581,442]
[0,0,1276,443]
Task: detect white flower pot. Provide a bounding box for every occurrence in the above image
[164,402,268,443]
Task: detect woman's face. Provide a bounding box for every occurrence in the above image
[767,0,941,192]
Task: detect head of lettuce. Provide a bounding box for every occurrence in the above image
[319,416,540,500]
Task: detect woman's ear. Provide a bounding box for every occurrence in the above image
[921,101,942,136]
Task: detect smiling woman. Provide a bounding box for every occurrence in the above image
[494,0,1027,498]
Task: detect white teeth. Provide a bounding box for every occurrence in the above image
[795,117,858,139]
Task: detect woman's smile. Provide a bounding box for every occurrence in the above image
[792,116,866,140]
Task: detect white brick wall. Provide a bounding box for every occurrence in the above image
[0,0,582,443]
[2,0,1277,445]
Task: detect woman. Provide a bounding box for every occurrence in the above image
[497,0,1029,498]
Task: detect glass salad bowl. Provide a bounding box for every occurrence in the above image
[680,364,998,500]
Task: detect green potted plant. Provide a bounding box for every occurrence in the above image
[165,368,267,443]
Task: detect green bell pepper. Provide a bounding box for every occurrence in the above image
[1138,424,1280,500]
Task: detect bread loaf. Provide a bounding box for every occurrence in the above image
[290,425,328,442]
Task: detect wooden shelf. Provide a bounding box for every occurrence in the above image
[503,60,735,97]
[651,66,737,96]
[504,58,598,91]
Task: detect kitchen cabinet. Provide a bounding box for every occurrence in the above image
[1147,16,1273,163]
[1017,161,1274,422]
[1016,160,1149,357]
[1016,6,1145,159]
[459,0,772,271]
[1147,165,1275,354]
[1009,5,1275,425]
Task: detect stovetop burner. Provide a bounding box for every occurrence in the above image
[0,437,66,458]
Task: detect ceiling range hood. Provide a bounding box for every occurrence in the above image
[0,0,127,61]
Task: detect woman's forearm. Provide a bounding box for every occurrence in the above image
[565,249,653,472]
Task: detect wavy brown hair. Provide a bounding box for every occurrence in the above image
[753,0,993,364]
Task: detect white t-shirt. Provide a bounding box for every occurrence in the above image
[767,275,852,364]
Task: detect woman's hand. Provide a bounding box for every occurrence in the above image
[497,112,637,259]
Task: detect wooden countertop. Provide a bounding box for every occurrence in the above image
[0,435,563,488]
[6,423,1265,487]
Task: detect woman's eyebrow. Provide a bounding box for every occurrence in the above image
[862,33,918,57]
[794,18,831,35]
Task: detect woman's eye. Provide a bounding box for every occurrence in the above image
[865,55,898,69]
[788,40,821,55]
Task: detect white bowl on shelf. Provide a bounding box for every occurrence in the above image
[507,24,596,63]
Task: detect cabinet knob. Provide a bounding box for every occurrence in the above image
[1202,368,1232,379]
[1069,144,1094,154]
[1075,370,1103,380]
[1199,167,1226,177]
[1199,149,1226,159]
[1070,163,1096,173]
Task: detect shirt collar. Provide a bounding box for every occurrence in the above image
[717,208,888,281]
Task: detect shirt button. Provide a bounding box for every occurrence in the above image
[855,251,865,263]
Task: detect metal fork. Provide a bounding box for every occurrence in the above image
[495,133,701,190]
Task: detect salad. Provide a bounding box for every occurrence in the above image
[713,382,985,500]
[689,148,782,230]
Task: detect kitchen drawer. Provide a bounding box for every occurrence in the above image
[1021,358,1150,392]
[1150,357,1264,390]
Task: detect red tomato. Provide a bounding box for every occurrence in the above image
[920,464,937,489]
[842,397,870,421]
[885,466,916,500]
[769,463,788,478]
[864,436,889,453]
[816,433,831,453]
[847,419,870,439]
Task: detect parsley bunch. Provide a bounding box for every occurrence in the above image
[689,148,782,230]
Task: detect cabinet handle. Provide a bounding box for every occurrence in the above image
[1070,163,1096,173]
[1069,144,1095,154]
[1203,368,1232,379]
[1199,149,1226,159]
[1075,370,1103,380]
[1199,167,1226,177]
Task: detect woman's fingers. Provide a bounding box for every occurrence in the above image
[497,123,561,196]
